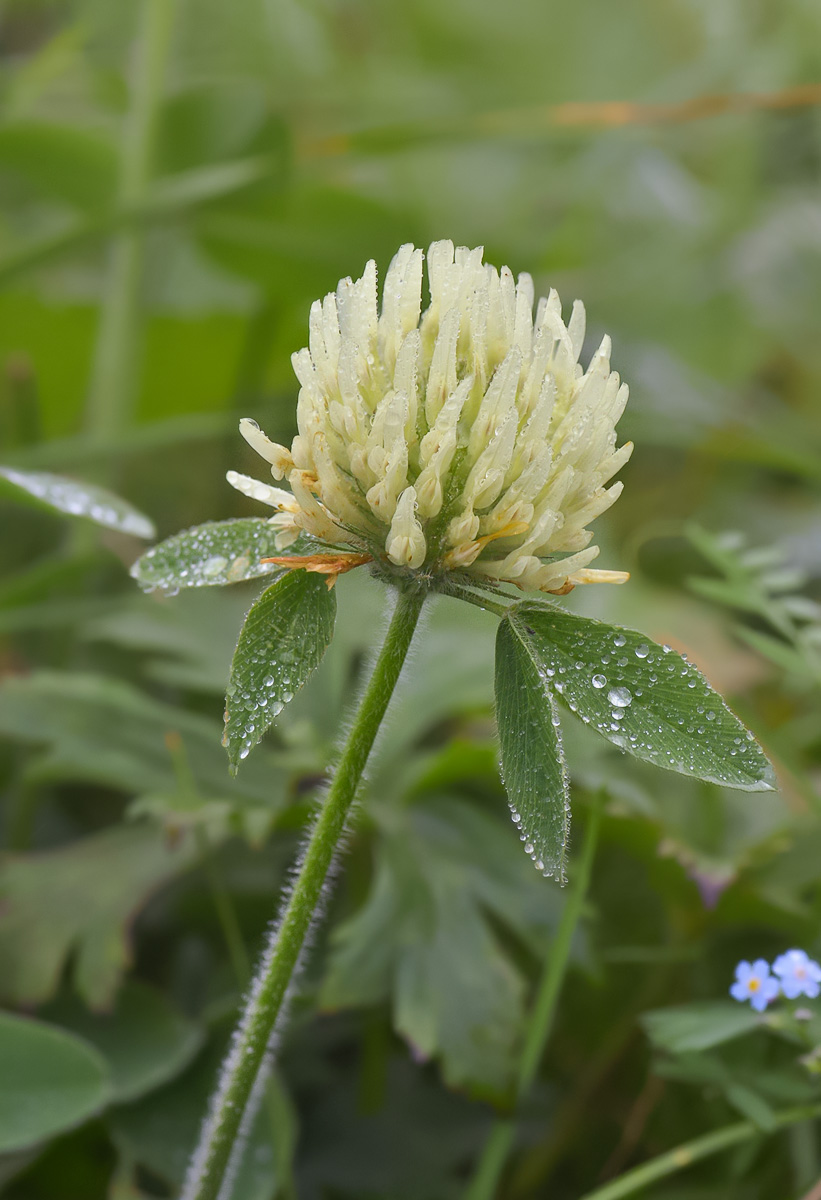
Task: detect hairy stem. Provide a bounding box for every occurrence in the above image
[465,801,601,1200]
[184,584,426,1200]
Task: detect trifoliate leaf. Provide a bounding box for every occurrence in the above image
[131,518,321,593]
[224,570,336,771]
[0,1013,110,1152]
[0,466,155,538]
[507,603,775,792]
[494,617,570,883]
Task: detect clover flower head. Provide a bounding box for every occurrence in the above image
[730,959,780,1012]
[773,949,821,1000]
[228,240,632,594]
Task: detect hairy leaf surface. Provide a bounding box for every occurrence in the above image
[508,603,775,791]
[495,616,570,882]
[224,570,336,771]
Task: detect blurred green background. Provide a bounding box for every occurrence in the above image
[2,1,821,1197]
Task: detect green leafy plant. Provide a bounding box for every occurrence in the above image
[128,242,774,1200]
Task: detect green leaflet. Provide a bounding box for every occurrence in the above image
[0,824,197,1008]
[494,617,570,883]
[641,1001,763,1054]
[224,570,336,772]
[40,981,203,1104]
[320,798,563,1096]
[506,602,776,792]
[0,1013,110,1152]
[0,466,155,538]
[131,518,322,592]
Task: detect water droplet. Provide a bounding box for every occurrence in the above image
[635,644,649,658]
[203,555,229,577]
[592,674,607,689]
[608,686,632,708]
[263,674,275,688]
[613,634,626,647]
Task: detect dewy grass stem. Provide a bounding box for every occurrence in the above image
[183,584,426,1200]
[465,800,602,1200]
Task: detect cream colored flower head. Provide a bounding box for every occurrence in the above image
[228,240,632,594]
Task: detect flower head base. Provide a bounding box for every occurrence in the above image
[730,959,780,1012]
[229,241,632,594]
[773,949,821,1000]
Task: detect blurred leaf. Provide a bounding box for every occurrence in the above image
[0,670,292,804]
[0,466,155,538]
[0,156,278,286]
[0,823,197,1007]
[322,798,565,1095]
[195,184,417,290]
[368,594,494,779]
[157,83,285,173]
[0,1012,110,1152]
[724,1082,778,1131]
[224,570,336,772]
[0,120,117,210]
[642,1002,763,1053]
[495,616,570,882]
[131,518,321,592]
[109,1042,290,1200]
[40,980,203,1103]
[508,602,776,792]
[130,792,278,848]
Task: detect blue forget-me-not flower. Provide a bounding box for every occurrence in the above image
[773,949,821,1000]
[730,959,780,1012]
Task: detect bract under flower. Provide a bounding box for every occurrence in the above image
[229,241,633,594]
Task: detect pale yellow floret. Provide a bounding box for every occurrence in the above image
[229,240,632,594]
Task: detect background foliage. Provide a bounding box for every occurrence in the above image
[2,0,821,1196]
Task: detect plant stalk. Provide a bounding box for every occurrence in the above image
[183,584,426,1200]
[466,800,601,1200]
[85,0,175,439]
[578,1104,821,1200]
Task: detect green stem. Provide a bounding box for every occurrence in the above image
[183,585,427,1200]
[85,0,175,439]
[196,829,251,986]
[444,581,511,618]
[578,1104,821,1200]
[465,801,601,1200]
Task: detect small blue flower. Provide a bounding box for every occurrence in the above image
[730,959,780,1012]
[773,949,821,1000]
